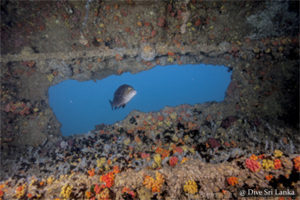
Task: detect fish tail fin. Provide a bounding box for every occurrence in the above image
[109,100,113,110]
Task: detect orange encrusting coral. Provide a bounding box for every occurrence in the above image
[227,177,238,186]
[39,181,45,187]
[15,184,26,199]
[88,168,95,177]
[143,172,164,193]
[155,147,170,159]
[181,157,188,164]
[100,172,115,188]
[293,156,300,172]
[0,190,4,200]
[273,159,282,170]
[113,165,120,174]
[265,174,273,181]
[99,166,120,189]
[94,184,105,194]
[0,184,4,200]
[27,193,33,198]
[85,191,92,199]
[167,51,175,56]
[249,154,258,161]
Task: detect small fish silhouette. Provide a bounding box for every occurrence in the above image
[109,84,137,110]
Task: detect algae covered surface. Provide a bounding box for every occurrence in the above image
[0,0,299,199]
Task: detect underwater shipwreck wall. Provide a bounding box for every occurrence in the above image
[1,0,299,151]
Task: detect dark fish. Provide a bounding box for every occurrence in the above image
[109,84,137,110]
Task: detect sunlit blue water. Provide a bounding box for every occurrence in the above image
[48,64,232,136]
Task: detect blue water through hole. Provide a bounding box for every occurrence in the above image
[48,64,232,136]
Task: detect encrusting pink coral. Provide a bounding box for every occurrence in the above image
[245,158,261,172]
[122,187,135,198]
[169,156,178,167]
